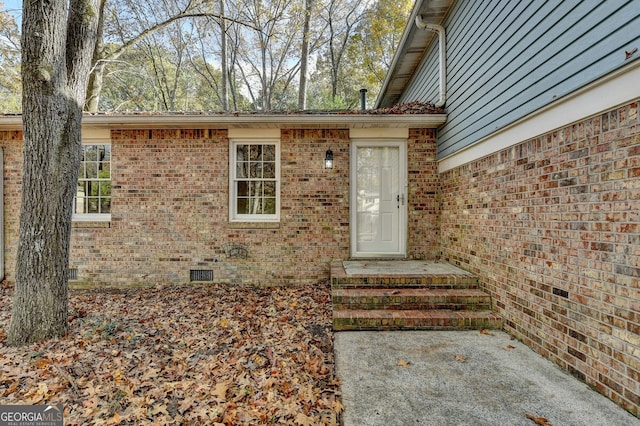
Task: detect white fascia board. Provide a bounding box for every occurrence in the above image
[439,60,640,173]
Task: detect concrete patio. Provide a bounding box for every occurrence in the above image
[335,330,640,426]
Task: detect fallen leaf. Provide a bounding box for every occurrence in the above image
[455,354,467,363]
[504,345,516,351]
[526,412,552,425]
[0,282,340,424]
[178,397,194,414]
[294,412,314,426]
[396,359,411,367]
[479,329,493,335]
[212,381,228,401]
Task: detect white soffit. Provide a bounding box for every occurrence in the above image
[439,60,640,173]
[350,128,409,139]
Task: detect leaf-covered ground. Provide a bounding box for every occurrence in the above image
[0,280,341,425]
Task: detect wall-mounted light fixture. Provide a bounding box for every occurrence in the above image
[325,149,334,169]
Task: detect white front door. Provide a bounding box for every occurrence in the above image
[351,141,406,257]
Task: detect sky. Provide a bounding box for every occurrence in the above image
[2,0,21,24]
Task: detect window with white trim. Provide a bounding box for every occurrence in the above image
[230,141,279,222]
[74,144,111,220]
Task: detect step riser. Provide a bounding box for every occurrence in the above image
[333,289,491,311]
[333,296,491,311]
[333,317,502,331]
[330,261,501,332]
[334,301,492,311]
[331,276,479,289]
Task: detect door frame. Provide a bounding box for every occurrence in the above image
[350,139,407,258]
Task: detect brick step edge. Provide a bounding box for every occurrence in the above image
[333,309,502,331]
[332,288,492,310]
[331,275,479,289]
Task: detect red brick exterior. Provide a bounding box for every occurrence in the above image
[440,100,640,415]
[408,128,441,259]
[1,127,440,287]
[3,103,638,414]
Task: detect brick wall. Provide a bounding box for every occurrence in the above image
[408,128,441,259]
[440,100,640,415]
[1,131,24,285]
[1,127,439,287]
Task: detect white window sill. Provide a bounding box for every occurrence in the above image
[228,221,280,230]
[72,214,111,228]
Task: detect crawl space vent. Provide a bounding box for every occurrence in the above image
[190,269,213,282]
[69,269,78,280]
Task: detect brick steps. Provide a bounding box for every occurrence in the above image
[332,288,492,311]
[333,309,502,331]
[331,261,502,331]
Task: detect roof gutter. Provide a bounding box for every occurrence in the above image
[415,15,446,108]
[0,113,448,131]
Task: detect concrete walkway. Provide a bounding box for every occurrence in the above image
[335,331,639,426]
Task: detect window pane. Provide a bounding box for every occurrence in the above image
[99,162,110,178]
[101,197,111,214]
[237,181,248,197]
[264,198,276,214]
[237,197,249,214]
[236,144,248,161]
[263,162,275,179]
[263,145,275,161]
[249,181,262,196]
[250,144,262,161]
[250,161,262,178]
[251,197,262,214]
[86,162,97,179]
[88,198,98,214]
[236,162,247,178]
[264,181,276,197]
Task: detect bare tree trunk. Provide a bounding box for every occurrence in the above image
[297,0,313,110]
[220,0,229,111]
[8,0,100,346]
[85,0,107,112]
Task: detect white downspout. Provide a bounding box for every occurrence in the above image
[415,15,446,108]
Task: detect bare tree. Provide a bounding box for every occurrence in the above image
[323,0,367,102]
[297,0,314,110]
[219,0,229,110]
[232,0,304,110]
[85,0,256,112]
[0,1,21,112]
[8,0,100,345]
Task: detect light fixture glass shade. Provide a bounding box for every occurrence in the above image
[325,149,334,169]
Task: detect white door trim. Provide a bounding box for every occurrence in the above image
[350,140,407,258]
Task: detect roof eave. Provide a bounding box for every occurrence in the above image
[376,0,455,108]
[0,113,447,131]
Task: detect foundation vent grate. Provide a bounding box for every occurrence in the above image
[190,269,213,282]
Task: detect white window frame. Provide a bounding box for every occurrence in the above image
[73,142,112,222]
[229,138,280,222]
